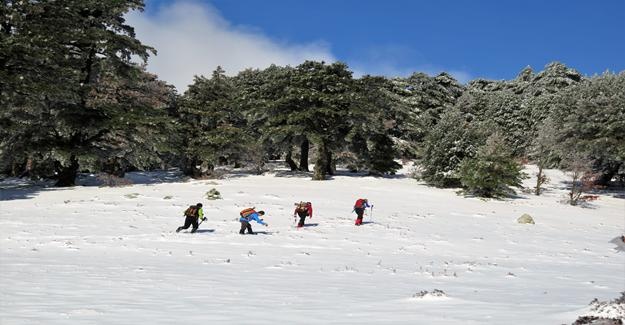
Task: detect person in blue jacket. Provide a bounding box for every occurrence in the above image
[239,208,268,235]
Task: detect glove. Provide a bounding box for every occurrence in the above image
[202,217,207,221]
[264,223,269,227]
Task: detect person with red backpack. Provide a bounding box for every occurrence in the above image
[176,203,206,233]
[239,207,268,235]
[353,198,371,226]
[293,201,313,228]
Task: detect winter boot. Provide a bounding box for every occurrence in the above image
[176,227,183,233]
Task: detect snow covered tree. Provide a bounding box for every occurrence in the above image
[386,72,464,156]
[458,133,525,198]
[0,0,167,185]
[419,109,485,187]
[549,71,625,185]
[529,118,559,195]
[178,67,250,177]
[235,65,308,171]
[456,62,583,157]
[347,75,401,175]
[275,61,355,180]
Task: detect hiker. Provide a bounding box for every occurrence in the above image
[239,208,268,235]
[176,203,206,233]
[293,201,313,228]
[353,198,371,226]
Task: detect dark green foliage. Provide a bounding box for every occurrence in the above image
[386,72,464,150]
[235,65,307,171]
[347,76,401,175]
[549,72,625,185]
[458,133,526,198]
[457,62,583,156]
[419,109,485,187]
[0,0,176,185]
[178,67,250,177]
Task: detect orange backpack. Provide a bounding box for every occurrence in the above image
[240,207,256,218]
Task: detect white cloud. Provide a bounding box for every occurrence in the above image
[127,1,335,92]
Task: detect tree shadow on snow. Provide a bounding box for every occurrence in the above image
[0,178,62,201]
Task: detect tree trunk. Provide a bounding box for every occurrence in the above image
[313,142,327,180]
[299,137,310,172]
[535,165,544,195]
[594,162,621,186]
[285,148,299,171]
[102,158,126,178]
[55,155,79,187]
[324,149,334,175]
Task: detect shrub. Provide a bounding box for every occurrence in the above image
[458,133,526,198]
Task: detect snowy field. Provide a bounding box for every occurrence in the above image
[1,165,623,324]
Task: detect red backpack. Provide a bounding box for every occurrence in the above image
[354,199,367,209]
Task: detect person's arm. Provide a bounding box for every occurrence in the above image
[251,213,267,226]
[308,205,313,218]
[199,208,206,220]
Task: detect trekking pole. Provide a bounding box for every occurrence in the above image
[369,205,374,223]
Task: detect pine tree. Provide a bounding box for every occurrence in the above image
[387,72,464,153]
[458,133,526,198]
[235,65,306,171]
[549,71,625,185]
[0,0,163,186]
[178,67,249,177]
[419,109,485,187]
[347,75,401,175]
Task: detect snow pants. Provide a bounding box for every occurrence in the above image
[354,208,365,225]
[240,221,254,234]
[177,216,198,233]
[296,210,308,227]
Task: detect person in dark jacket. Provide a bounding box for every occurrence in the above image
[176,203,206,233]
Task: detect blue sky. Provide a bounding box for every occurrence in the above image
[132,0,625,90]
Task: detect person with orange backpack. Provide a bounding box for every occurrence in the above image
[176,203,206,233]
[239,207,268,235]
[293,201,313,228]
[353,198,371,226]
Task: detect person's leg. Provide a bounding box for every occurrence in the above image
[177,216,193,232]
[355,208,364,225]
[240,222,247,234]
[190,218,199,233]
[246,222,254,234]
[298,212,306,227]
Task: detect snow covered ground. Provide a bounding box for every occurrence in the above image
[1,165,623,324]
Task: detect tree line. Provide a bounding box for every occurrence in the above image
[1,1,623,201]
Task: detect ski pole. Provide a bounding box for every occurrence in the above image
[369,205,374,222]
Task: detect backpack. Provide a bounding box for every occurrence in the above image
[295,201,311,212]
[354,199,367,209]
[184,205,199,217]
[240,207,256,219]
